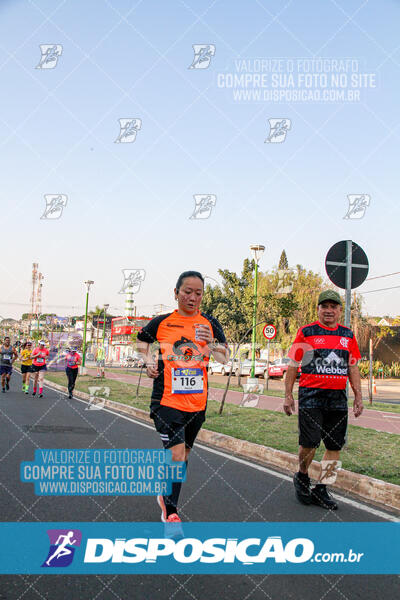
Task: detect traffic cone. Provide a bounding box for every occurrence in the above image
[372,376,377,395]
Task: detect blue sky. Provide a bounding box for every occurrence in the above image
[0,0,399,319]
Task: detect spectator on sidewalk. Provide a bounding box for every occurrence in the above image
[283,290,363,511]
[96,344,106,378]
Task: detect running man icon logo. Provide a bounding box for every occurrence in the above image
[188,44,216,69]
[86,386,110,411]
[276,269,298,294]
[36,44,63,69]
[119,269,146,294]
[114,118,142,143]
[42,529,82,567]
[264,119,292,143]
[319,460,342,485]
[343,194,371,219]
[240,382,264,408]
[40,194,68,220]
[189,195,217,220]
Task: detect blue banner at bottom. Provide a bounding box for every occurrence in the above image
[0,522,398,574]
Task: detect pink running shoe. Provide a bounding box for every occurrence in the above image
[166,513,181,523]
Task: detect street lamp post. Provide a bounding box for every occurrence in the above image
[250,245,265,379]
[81,280,94,370]
[102,303,109,341]
[102,303,109,365]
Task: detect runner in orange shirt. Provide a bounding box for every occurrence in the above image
[137,271,229,523]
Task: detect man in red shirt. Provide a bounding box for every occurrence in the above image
[284,290,364,510]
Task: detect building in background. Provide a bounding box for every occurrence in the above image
[109,316,150,363]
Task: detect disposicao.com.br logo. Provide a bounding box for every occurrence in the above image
[83,535,363,566]
[2,522,392,574]
[38,530,366,573]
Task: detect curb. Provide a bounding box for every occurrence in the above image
[47,379,400,514]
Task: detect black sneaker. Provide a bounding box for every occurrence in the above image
[5,382,9,390]
[68,394,72,399]
[293,472,312,505]
[1,388,5,393]
[39,393,43,398]
[311,484,338,510]
[32,391,36,396]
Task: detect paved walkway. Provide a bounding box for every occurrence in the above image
[86,368,400,435]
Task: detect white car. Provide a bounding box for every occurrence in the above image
[121,353,144,368]
[234,359,268,378]
[208,360,237,376]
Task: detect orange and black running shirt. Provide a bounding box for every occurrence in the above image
[137,310,227,412]
[288,321,361,408]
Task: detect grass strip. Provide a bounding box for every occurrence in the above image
[45,371,400,486]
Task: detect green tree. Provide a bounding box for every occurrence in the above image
[201,259,255,345]
[202,259,266,412]
[257,265,324,352]
[278,249,289,270]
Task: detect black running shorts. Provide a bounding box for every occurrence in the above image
[32,364,47,372]
[151,405,205,449]
[298,407,348,450]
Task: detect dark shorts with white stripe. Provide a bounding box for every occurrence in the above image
[151,404,206,449]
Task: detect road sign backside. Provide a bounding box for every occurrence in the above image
[325,240,369,289]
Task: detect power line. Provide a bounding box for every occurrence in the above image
[365,271,400,281]
[361,284,400,295]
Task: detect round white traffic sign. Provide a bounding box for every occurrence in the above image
[263,324,276,340]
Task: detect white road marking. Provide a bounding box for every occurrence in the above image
[43,381,399,523]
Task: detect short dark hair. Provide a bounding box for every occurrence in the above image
[175,271,204,293]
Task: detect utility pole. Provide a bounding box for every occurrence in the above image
[369,338,373,405]
[249,245,265,379]
[81,280,94,371]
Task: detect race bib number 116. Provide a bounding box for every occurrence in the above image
[171,368,204,394]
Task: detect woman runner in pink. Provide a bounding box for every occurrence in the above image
[31,340,49,397]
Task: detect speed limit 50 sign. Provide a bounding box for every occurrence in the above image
[263,324,276,340]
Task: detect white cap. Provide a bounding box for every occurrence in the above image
[39,339,46,345]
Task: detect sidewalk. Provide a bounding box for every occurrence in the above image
[86,368,400,435]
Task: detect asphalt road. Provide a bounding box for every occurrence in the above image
[0,372,398,600]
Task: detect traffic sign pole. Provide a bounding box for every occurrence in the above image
[345,239,352,328]
[266,339,270,391]
[262,324,276,391]
[325,240,369,397]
